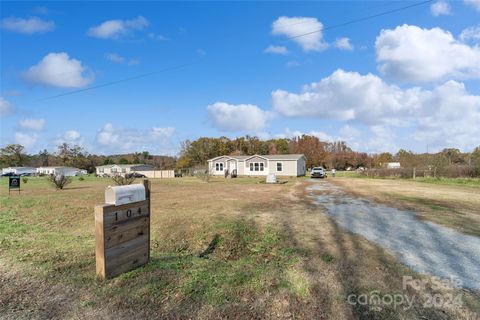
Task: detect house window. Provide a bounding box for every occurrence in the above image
[277,162,283,172]
[215,163,224,171]
[249,162,265,172]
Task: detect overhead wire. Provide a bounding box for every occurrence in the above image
[36,0,433,101]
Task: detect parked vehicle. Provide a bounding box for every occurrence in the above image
[1,172,16,177]
[127,172,146,178]
[311,167,327,179]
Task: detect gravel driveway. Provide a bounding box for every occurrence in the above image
[307,180,480,292]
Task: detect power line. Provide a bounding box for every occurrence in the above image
[287,0,433,41]
[272,1,404,30]
[38,60,201,101]
[37,1,432,101]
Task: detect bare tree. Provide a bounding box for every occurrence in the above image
[47,175,72,190]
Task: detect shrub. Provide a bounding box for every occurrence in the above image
[79,176,85,181]
[47,175,72,190]
[111,174,136,186]
[195,169,211,183]
[21,177,28,184]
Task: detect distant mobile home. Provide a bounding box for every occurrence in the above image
[387,162,401,169]
[207,154,306,177]
[36,166,85,177]
[96,164,154,176]
[1,167,36,175]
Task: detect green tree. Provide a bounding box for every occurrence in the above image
[103,158,114,165]
[0,144,26,166]
[38,149,50,166]
[441,148,462,165]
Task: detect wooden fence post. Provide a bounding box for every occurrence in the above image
[95,180,151,280]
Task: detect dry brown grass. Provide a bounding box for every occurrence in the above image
[0,176,479,319]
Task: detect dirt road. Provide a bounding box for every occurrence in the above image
[307,180,480,292]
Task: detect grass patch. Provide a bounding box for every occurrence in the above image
[320,253,335,263]
[1,176,478,319]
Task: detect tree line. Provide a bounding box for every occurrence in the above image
[0,143,176,173]
[176,135,480,177]
[2,136,479,177]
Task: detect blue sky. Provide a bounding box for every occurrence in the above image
[1,1,479,155]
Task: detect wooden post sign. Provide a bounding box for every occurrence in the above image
[95,179,151,279]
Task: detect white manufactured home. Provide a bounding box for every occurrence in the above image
[207,154,306,177]
[36,166,85,176]
[96,164,154,176]
[1,167,36,175]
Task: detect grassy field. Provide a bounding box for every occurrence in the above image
[334,170,480,187]
[1,176,479,319]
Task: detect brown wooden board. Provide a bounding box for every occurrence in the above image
[95,180,151,279]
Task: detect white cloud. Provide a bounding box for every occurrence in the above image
[105,53,139,65]
[275,128,336,141]
[23,52,93,88]
[286,60,300,68]
[15,132,38,149]
[464,0,480,11]
[264,45,288,55]
[1,17,54,34]
[431,1,451,16]
[340,125,361,140]
[32,6,49,15]
[275,126,400,153]
[88,16,149,39]
[460,25,480,43]
[105,53,125,63]
[333,37,354,51]
[0,97,14,117]
[375,24,480,83]
[412,81,480,150]
[271,16,328,52]
[96,123,175,153]
[207,102,270,132]
[272,69,480,150]
[55,130,83,146]
[19,118,45,131]
[148,33,168,41]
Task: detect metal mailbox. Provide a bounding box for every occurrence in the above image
[105,184,146,205]
[95,180,151,280]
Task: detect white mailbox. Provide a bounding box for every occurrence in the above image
[105,184,146,205]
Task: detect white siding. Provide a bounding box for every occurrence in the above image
[267,160,298,176]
